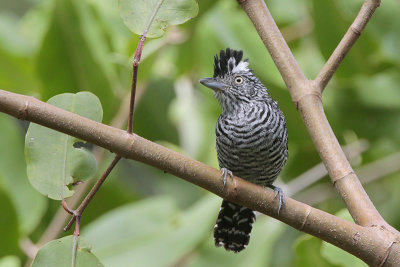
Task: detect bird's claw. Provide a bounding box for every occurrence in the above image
[268,185,285,215]
[221,168,233,189]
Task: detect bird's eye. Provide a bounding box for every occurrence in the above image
[234,76,244,84]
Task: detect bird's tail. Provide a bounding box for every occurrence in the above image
[214,200,256,253]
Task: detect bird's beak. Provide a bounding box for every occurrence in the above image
[199,78,226,91]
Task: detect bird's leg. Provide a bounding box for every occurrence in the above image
[220,168,233,189]
[267,184,285,215]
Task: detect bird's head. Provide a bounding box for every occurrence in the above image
[199,48,268,110]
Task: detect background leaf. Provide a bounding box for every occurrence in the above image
[119,0,199,38]
[36,0,119,123]
[31,235,103,267]
[0,114,46,235]
[25,92,102,200]
[83,195,219,267]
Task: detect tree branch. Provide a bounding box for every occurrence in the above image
[237,0,386,228]
[1,89,399,266]
[314,0,381,91]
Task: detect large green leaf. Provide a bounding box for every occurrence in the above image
[25,92,102,200]
[31,236,103,267]
[119,0,199,38]
[83,195,219,267]
[0,114,46,235]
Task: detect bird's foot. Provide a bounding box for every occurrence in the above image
[220,168,233,189]
[268,184,285,215]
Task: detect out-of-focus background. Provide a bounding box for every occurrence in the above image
[1,0,400,266]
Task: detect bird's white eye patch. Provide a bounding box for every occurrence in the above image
[234,76,244,84]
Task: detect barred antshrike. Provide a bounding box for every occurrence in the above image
[199,48,288,253]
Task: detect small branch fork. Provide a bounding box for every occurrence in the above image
[61,34,147,237]
[238,0,400,265]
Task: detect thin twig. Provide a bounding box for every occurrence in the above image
[127,35,146,133]
[127,0,164,133]
[314,0,381,92]
[64,155,121,231]
[63,3,154,233]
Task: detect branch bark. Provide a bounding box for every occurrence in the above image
[1,89,400,266]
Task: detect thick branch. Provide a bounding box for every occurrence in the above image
[237,0,386,228]
[1,90,400,266]
[315,0,381,91]
[298,95,385,226]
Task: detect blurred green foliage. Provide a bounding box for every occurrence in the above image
[1,0,400,266]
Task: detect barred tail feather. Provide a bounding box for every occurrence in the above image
[214,200,256,253]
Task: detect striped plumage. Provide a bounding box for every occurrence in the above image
[200,48,288,253]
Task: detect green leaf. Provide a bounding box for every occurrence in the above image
[25,92,102,200]
[0,114,46,235]
[32,236,103,267]
[83,195,219,267]
[321,209,367,267]
[119,0,199,38]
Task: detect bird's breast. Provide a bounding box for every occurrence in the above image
[215,103,288,183]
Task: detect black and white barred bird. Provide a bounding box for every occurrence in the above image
[199,48,288,253]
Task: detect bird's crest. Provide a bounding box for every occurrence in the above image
[213,48,249,78]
